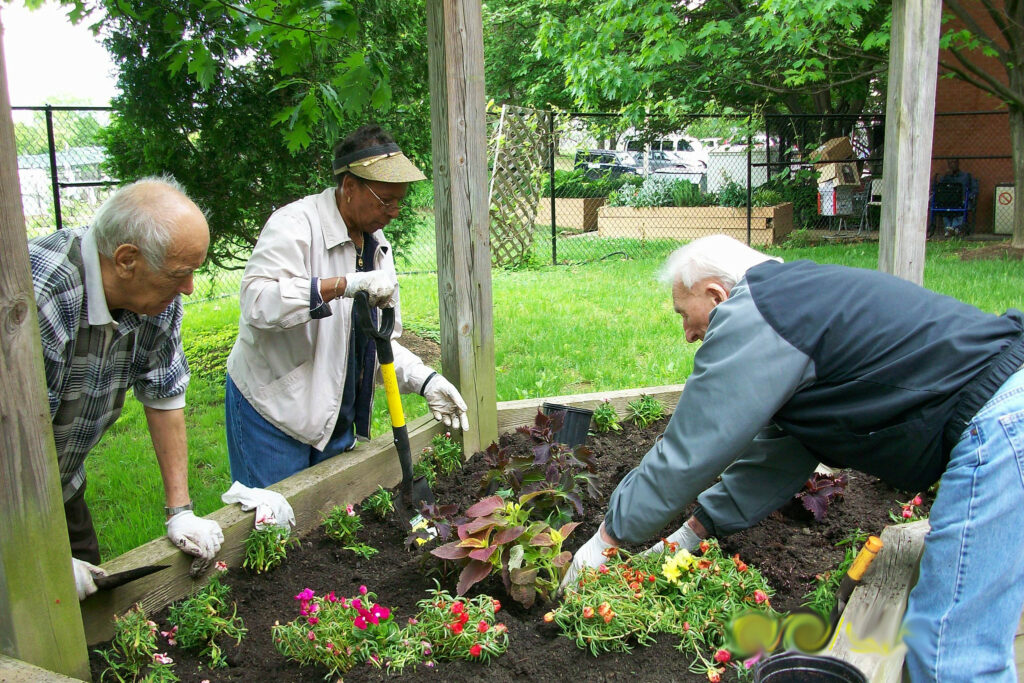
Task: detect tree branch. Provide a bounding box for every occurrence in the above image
[211,0,328,37]
[944,0,1011,63]
[940,53,1024,108]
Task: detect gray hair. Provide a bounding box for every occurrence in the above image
[659,234,782,289]
[91,176,198,269]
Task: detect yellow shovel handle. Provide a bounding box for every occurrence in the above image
[380,362,405,428]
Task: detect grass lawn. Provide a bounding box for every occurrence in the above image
[85,238,1024,558]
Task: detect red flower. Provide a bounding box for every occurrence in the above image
[451,602,465,615]
[902,508,913,519]
[912,495,923,506]
[458,612,470,625]
[451,622,464,635]
[714,649,731,663]
[597,602,611,617]
[753,589,768,605]
[477,620,489,634]
[492,599,502,613]
[469,644,482,658]
[583,606,595,619]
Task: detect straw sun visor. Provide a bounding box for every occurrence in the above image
[332,142,426,183]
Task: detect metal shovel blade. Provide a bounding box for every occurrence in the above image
[95,564,171,590]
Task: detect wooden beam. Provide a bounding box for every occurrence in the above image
[0,13,90,680]
[81,414,446,645]
[425,0,497,457]
[878,0,942,284]
[0,655,83,682]
[497,385,686,434]
[826,520,929,682]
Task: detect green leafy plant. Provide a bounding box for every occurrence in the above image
[479,409,599,525]
[794,471,849,522]
[322,504,378,557]
[801,529,869,619]
[365,486,396,520]
[430,495,580,607]
[889,493,928,524]
[95,603,179,683]
[716,180,748,208]
[418,431,464,484]
[242,525,298,574]
[550,540,778,678]
[592,399,622,433]
[166,568,246,668]
[626,395,666,428]
[752,187,784,207]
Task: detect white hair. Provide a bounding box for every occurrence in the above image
[659,234,782,289]
[91,175,198,269]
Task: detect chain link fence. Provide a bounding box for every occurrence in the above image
[16,107,1015,305]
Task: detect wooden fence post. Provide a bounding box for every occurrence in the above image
[425,0,498,455]
[878,0,942,284]
[0,11,91,681]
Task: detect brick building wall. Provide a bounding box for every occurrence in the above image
[932,2,1014,234]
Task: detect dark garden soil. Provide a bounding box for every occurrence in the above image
[89,416,924,683]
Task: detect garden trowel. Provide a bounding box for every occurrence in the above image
[95,564,170,591]
[354,292,436,527]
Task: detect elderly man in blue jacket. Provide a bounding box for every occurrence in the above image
[564,234,1024,681]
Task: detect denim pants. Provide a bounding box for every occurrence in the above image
[903,366,1024,681]
[225,374,355,488]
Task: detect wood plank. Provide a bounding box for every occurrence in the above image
[0,19,90,679]
[426,0,497,458]
[826,520,930,682]
[877,0,941,284]
[497,384,686,433]
[0,655,82,682]
[81,415,446,645]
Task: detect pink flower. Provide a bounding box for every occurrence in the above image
[753,590,768,604]
[310,602,320,614]
[371,605,391,622]
[352,599,363,610]
[425,661,436,668]
[408,617,419,625]
[714,649,732,663]
[325,642,334,652]
[214,561,228,572]
[353,615,368,630]
[346,504,355,516]
[683,622,691,632]
[307,630,316,641]
[469,643,482,657]
[308,616,319,625]
[421,641,432,655]
[912,495,923,506]
[445,431,451,438]
[744,652,763,669]
[359,585,368,595]
[902,508,913,519]
[339,597,348,608]
[295,588,315,601]
[477,620,489,634]
[494,623,507,634]
[152,653,173,665]
[326,591,338,603]
[598,564,609,574]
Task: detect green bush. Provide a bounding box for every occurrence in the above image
[607,177,715,208]
[547,169,641,198]
[182,325,237,382]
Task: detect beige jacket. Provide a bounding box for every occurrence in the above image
[226,187,432,449]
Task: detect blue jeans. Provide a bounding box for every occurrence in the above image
[225,374,356,488]
[903,367,1024,681]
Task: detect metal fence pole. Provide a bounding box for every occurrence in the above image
[43,105,62,230]
[549,111,557,265]
[746,132,752,246]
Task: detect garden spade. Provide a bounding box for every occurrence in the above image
[829,535,883,627]
[353,292,436,527]
[95,564,170,591]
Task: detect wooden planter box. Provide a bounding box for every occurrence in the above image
[597,203,793,245]
[534,197,606,232]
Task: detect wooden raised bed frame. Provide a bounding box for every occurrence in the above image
[596,202,794,246]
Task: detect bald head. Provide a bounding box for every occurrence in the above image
[92,176,208,270]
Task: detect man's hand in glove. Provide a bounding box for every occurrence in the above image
[222,481,296,530]
[72,557,107,601]
[559,522,619,594]
[421,374,470,431]
[642,517,703,555]
[343,271,398,308]
[166,510,223,561]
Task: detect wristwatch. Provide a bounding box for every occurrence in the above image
[164,500,194,517]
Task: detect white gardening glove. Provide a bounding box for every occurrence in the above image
[422,374,470,431]
[166,511,223,561]
[221,481,296,530]
[72,557,107,601]
[343,270,398,308]
[559,524,617,594]
[642,520,702,555]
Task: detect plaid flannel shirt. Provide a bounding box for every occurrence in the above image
[29,227,190,501]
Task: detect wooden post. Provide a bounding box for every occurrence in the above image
[878,0,941,284]
[0,12,91,681]
[425,0,497,455]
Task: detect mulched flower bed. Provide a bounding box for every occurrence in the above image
[89,415,920,682]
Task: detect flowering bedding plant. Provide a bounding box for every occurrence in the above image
[549,539,777,680]
[95,603,179,682]
[272,583,508,676]
[166,563,246,668]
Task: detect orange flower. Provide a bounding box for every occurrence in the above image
[597,602,611,617]
[699,540,711,554]
[629,581,641,591]
[707,667,723,682]
[602,611,615,624]
[583,606,594,619]
[543,612,555,623]
[602,546,619,558]
[492,599,502,613]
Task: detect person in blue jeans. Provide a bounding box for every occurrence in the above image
[224,125,469,488]
[564,234,1024,681]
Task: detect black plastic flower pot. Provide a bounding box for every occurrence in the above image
[542,402,593,448]
[753,651,866,683]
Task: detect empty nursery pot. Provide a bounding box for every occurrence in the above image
[754,651,867,683]
[542,402,594,448]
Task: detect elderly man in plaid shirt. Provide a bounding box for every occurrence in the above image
[29,177,223,600]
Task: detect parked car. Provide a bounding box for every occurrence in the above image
[651,164,707,190]
[573,149,640,180]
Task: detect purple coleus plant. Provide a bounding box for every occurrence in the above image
[795,471,849,522]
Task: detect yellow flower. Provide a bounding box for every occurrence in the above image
[663,563,682,584]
